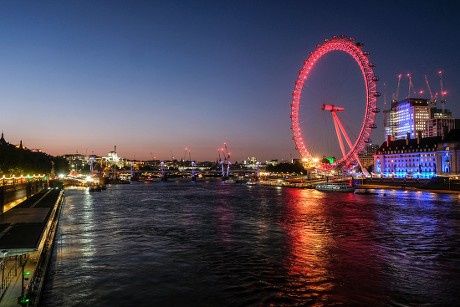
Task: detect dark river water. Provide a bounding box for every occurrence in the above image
[40,179,460,306]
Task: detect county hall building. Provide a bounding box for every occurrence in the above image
[374,97,459,178]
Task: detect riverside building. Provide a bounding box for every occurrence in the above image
[424,108,459,137]
[383,97,458,139]
[377,93,460,178]
[383,98,431,140]
[373,129,459,178]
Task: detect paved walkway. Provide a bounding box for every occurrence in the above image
[1,253,37,306]
[358,183,460,194]
[0,198,31,306]
[0,189,63,306]
[2,198,27,214]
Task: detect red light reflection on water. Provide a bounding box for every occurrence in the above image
[279,189,334,299]
[215,204,235,244]
[278,188,384,304]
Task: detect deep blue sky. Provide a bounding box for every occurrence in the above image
[1,1,459,162]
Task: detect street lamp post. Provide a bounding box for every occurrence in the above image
[21,259,24,298]
[1,250,7,291]
[19,258,30,306]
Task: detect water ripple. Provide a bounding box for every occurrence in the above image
[41,182,460,306]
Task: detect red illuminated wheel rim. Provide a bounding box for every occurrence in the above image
[290,35,379,169]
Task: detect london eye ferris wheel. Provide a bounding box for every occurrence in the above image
[290,35,380,171]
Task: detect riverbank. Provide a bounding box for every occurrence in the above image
[0,188,64,306]
[256,177,460,194]
[355,182,460,194]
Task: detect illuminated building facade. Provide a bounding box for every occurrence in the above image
[104,148,125,168]
[373,129,460,178]
[383,98,431,140]
[437,129,460,175]
[383,101,397,138]
[62,153,85,172]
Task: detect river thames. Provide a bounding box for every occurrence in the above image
[40,180,460,306]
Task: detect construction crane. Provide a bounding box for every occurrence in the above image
[407,74,416,98]
[424,74,435,104]
[223,143,231,177]
[383,82,387,108]
[217,148,224,174]
[439,70,447,113]
[394,73,402,101]
[223,143,231,161]
[183,147,189,162]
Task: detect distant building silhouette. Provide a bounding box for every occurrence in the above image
[0,132,7,146]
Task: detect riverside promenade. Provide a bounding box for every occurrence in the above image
[0,187,64,306]
[354,176,460,193]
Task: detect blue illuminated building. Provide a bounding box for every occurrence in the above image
[374,129,459,178]
[383,98,431,140]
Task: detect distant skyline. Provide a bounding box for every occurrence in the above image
[1,1,459,162]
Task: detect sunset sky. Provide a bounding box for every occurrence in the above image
[1,1,459,162]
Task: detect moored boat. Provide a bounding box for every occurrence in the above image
[89,184,106,192]
[315,182,354,192]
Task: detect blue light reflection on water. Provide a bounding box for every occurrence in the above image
[367,189,460,306]
[41,182,460,306]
